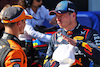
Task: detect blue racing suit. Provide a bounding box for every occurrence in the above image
[43,23,100,67]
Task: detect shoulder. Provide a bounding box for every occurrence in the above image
[40,5,46,9]
[6,40,22,50]
[6,40,25,57]
[39,5,49,12]
[80,24,98,33]
[79,25,99,39]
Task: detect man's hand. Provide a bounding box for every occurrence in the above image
[61,34,77,46]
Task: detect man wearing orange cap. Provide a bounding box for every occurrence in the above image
[0,5,33,67]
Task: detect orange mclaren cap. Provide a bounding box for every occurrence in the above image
[1,5,33,23]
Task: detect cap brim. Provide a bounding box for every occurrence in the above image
[49,10,68,15]
[49,10,57,15]
[25,15,33,19]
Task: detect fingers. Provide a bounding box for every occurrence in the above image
[61,34,76,46]
[61,34,69,41]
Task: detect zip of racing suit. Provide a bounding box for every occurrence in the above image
[43,23,100,67]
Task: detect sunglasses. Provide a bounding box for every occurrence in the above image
[36,0,42,2]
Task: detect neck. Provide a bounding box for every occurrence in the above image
[64,21,77,31]
[4,26,19,38]
[31,6,37,13]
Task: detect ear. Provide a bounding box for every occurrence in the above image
[17,21,21,27]
[72,12,76,18]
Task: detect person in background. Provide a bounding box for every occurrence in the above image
[0,4,10,38]
[43,1,100,67]
[18,0,56,42]
[0,5,32,67]
[18,0,57,67]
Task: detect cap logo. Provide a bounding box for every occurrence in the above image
[58,11,61,13]
[68,8,75,12]
[57,4,62,7]
[56,3,62,10]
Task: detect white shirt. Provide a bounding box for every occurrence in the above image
[19,5,55,42]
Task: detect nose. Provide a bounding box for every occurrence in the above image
[40,0,42,3]
[56,16,61,21]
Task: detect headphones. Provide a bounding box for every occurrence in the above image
[25,0,33,7]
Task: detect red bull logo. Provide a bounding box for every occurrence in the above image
[67,31,73,35]
[82,42,93,52]
[73,36,84,40]
[71,58,83,66]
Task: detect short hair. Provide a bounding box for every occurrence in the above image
[0,4,11,19]
[3,22,17,28]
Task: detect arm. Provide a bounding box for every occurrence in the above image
[24,19,51,42]
[41,5,55,21]
[78,30,100,65]
[40,5,56,25]
[4,50,27,67]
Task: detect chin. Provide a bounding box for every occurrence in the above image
[20,32,24,34]
[20,33,24,34]
[59,25,63,28]
[59,26,63,28]
[38,5,41,7]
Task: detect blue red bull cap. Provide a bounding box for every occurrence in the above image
[49,1,77,15]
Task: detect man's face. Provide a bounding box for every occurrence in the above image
[56,12,73,29]
[19,19,26,34]
[32,0,42,8]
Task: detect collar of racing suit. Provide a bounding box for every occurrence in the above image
[1,32,21,45]
[63,22,81,35]
[72,22,80,31]
[64,22,81,32]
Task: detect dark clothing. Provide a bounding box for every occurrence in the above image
[20,40,36,67]
[20,40,43,67]
[0,32,27,67]
[0,27,4,38]
[43,23,100,67]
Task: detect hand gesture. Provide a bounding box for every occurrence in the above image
[61,34,77,46]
